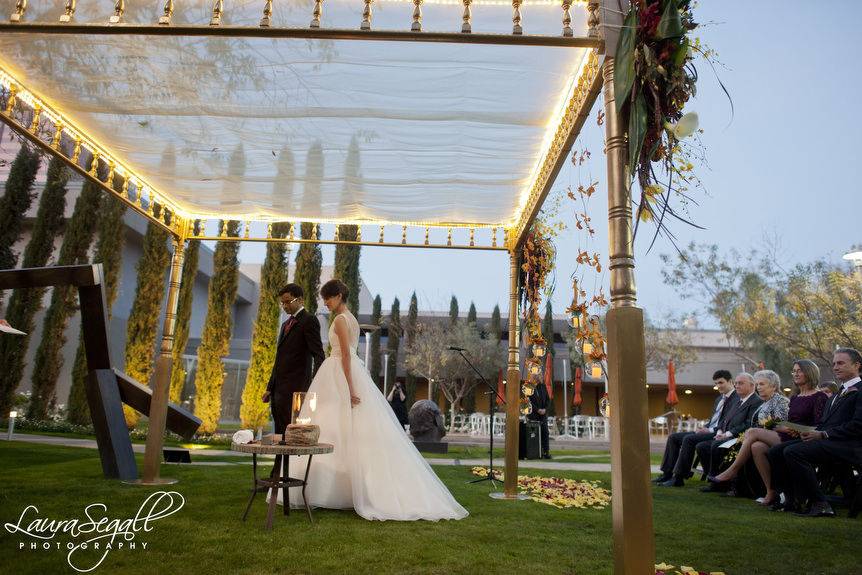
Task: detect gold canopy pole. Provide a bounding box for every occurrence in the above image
[602,56,655,574]
[131,222,188,485]
[503,248,521,497]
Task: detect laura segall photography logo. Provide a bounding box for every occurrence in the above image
[3,490,185,573]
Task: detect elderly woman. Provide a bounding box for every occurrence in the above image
[710,361,827,506]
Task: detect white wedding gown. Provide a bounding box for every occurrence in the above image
[269,310,468,521]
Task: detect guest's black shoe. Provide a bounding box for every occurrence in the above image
[794,501,836,518]
[652,474,672,484]
[699,484,725,493]
[658,477,684,487]
[541,454,553,460]
[768,501,785,512]
[706,475,728,485]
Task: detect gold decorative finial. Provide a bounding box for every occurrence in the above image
[51,121,63,150]
[71,136,82,164]
[10,0,27,23]
[219,220,228,238]
[4,84,17,114]
[561,0,572,37]
[243,221,251,239]
[260,0,273,27]
[60,0,76,22]
[512,0,523,35]
[334,224,340,241]
[356,226,362,242]
[289,222,295,240]
[158,0,173,25]
[447,228,452,246]
[469,228,475,247]
[587,0,600,39]
[492,227,497,247]
[461,0,472,33]
[361,0,373,30]
[120,177,130,200]
[89,151,101,177]
[411,0,422,32]
[107,162,116,188]
[210,0,224,26]
[266,222,273,239]
[109,0,124,24]
[28,104,42,133]
[378,225,385,243]
[401,225,407,244]
[310,0,323,28]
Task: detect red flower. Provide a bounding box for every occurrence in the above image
[639,2,661,37]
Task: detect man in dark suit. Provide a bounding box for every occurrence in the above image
[768,348,862,516]
[698,372,763,492]
[528,381,552,459]
[656,370,736,487]
[261,283,326,436]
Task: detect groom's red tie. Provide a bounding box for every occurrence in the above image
[282,317,297,337]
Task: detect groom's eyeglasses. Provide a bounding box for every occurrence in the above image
[281,296,300,308]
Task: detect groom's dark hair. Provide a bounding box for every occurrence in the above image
[278,283,303,298]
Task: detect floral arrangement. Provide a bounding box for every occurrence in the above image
[471,467,610,509]
[655,562,726,575]
[615,0,716,243]
[518,221,557,414]
[10,416,234,446]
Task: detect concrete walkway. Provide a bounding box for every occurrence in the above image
[1,433,662,473]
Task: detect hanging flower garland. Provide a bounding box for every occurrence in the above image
[615,0,721,245]
[518,214,558,414]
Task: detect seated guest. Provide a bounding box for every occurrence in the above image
[654,370,736,487]
[768,348,862,516]
[817,381,839,398]
[709,364,827,504]
[697,372,763,491]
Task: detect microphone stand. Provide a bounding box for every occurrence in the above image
[451,349,505,489]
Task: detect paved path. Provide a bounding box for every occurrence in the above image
[1,433,662,473]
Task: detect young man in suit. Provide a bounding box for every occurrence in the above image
[697,372,763,492]
[261,283,326,436]
[769,348,862,516]
[528,381,552,459]
[656,370,736,487]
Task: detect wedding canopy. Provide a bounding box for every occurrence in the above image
[0,0,601,245]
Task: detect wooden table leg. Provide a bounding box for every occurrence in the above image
[242,453,259,522]
[266,454,281,531]
[302,454,314,523]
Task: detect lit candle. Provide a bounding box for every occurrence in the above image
[296,417,312,425]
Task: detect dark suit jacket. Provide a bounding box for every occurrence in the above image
[720,393,763,437]
[817,381,862,442]
[266,308,326,397]
[715,393,741,432]
[528,383,550,421]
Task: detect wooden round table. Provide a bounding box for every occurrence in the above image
[231,441,334,530]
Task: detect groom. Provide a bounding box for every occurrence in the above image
[262,283,326,436]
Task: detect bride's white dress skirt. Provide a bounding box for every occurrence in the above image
[268,312,468,522]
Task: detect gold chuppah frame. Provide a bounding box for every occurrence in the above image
[1,1,655,572]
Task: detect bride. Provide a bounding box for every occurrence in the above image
[270,278,468,521]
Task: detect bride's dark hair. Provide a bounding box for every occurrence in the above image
[320,278,349,301]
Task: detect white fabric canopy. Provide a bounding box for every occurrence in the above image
[0,0,592,227]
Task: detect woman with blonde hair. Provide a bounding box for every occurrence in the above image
[709,362,827,506]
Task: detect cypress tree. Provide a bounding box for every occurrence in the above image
[0,142,41,308]
[542,300,556,416]
[67,189,128,425]
[168,238,200,404]
[490,304,502,343]
[467,302,477,325]
[27,176,102,419]
[386,297,401,391]
[404,292,419,406]
[294,143,324,313]
[334,137,362,315]
[240,222,290,429]
[0,157,67,417]
[122,217,171,428]
[369,295,382,386]
[193,219,241,433]
[449,296,459,326]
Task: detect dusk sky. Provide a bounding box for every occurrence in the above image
[239,1,862,321]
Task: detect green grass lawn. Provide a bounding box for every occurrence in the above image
[0,441,857,574]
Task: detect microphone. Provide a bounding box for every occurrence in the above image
[447,345,466,352]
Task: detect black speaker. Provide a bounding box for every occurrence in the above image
[518,421,541,460]
[163,448,191,463]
